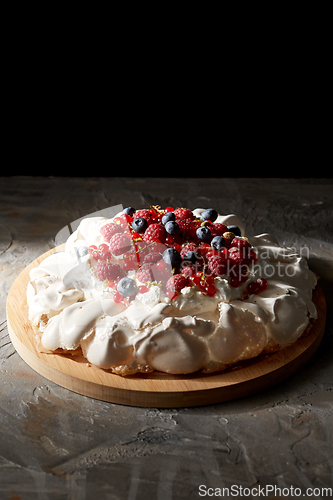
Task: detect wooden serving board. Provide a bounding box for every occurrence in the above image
[6,246,326,408]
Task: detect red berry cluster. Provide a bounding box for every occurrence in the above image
[88,206,267,302]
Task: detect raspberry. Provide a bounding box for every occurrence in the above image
[122,252,139,271]
[180,242,197,259]
[173,208,194,221]
[95,261,124,282]
[211,223,228,238]
[207,255,227,277]
[142,223,166,243]
[100,223,123,242]
[134,209,155,225]
[231,237,252,250]
[109,233,132,256]
[180,262,197,279]
[227,247,245,265]
[231,241,256,265]
[166,274,189,298]
[196,243,211,256]
[143,252,162,265]
[206,247,228,260]
[136,263,154,284]
[177,219,197,240]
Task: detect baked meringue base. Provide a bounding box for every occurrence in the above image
[26,212,318,377]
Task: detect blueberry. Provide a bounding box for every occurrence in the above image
[123,207,135,216]
[165,221,180,235]
[196,226,212,242]
[183,250,198,263]
[132,217,148,233]
[200,208,218,223]
[227,225,241,237]
[162,212,175,225]
[162,248,182,268]
[117,277,138,297]
[76,246,89,258]
[211,236,226,251]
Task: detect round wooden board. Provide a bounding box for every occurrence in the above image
[7,246,326,408]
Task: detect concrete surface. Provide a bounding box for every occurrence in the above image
[0,177,332,500]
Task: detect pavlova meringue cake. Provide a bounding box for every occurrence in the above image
[26,206,318,376]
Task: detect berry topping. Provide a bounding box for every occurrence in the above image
[109,233,132,256]
[114,292,123,303]
[165,221,180,235]
[154,260,172,283]
[180,262,197,279]
[122,207,135,216]
[227,248,244,265]
[166,274,189,299]
[177,219,197,240]
[90,205,266,305]
[89,244,112,261]
[211,235,227,251]
[231,237,251,249]
[142,251,162,265]
[113,214,132,230]
[162,212,176,225]
[95,261,124,282]
[89,245,99,260]
[117,277,138,298]
[210,223,228,237]
[207,254,227,277]
[162,247,182,269]
[173,208,194,221]
[136,263,154,284]
[182,250,198,264]
[223,231,236,242]
[100,223,123,242]
[77,246,89,258]
[189,272,217,296]
[180,242,197,259]
[227,225,241,237]
[122,252,139,271]
[132,217,148,233]
[134,209,155,225]
[196,226,212,242]
[200,208,218,223]
[142,223,167,243]
[196,242,212,256]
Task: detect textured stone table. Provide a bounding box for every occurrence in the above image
[0,177,332,500]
